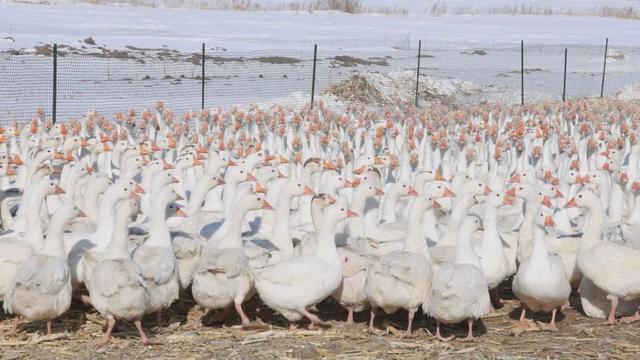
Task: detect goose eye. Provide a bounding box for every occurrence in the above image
[298,184,302,187]
[578,195,583,198]
[523,173,527,176]
[340,208,344,211]
[50,182,54,186]
[124,188,129,191]
[519,187,523,190]
[403,185,407,188]
[240,171,244,174]
[478,184,482,187]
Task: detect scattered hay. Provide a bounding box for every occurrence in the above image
[323,74,386,105]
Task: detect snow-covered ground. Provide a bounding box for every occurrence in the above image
[0,1,639,122]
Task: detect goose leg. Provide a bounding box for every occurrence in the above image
[134,319,149,344]
[234,301,252,329]
[46,320,53,335]
[367,308,386,335]
[512,304,530,328]
[346,307,354,324]
[399,310,416,338]
[435,320,454,342]
[461,319,475,341]
[302,309,327,329]
[548,308,559,331]
[95,316,115,346]
[618,309,640,324]
[7,316,21,336]
[156,311,162,328]
[604,296,618,325]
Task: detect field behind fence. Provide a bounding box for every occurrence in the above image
[1,39,639,123]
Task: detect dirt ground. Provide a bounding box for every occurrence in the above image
[1,283,639,360]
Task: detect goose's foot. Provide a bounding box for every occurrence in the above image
[302,309,328,329]
[603,296,619,326]
[134,320,149,345]
[367,309,386,336]
[346,307,354,324]
[490,289,506,309]
[94,316,115,347]
[188,306,207,329]
[560,299,572,311]
[289,322,298,332]
[459,319,476,341]
[547,308,559,331]
[396,310,416,338]
[234,302,253,329]
[435,321,454,342]
[46,321,53,335]
[618,310,640,324]
[6,316,21,336]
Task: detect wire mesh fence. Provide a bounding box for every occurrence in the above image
[1,40,639,124]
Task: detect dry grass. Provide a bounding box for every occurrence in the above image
[1,284,640,359]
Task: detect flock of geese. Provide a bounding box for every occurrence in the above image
[0,99,639,345]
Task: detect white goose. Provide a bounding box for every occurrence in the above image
[3,203,81,335]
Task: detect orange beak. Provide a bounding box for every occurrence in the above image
[264,154,276,162]
[601,162,610,171]
[196,143,208,154]
[564,198,578,208]
[130,190,140,199]
[346,209,358,218]
[350,178,362,187]
[375,188,385,196]
[134,184,145,194]
[163,162,174,170]
[246,173,257,182]
[6,166,16,176]
[277,170,287,179]
[407,186,418,196]
[323,160,338,171]
[9,155,24,166]
[151,143,161,152]
[544,216,556,227]
[555,189,564,198]
[353,166,365,175]
[632,182,640,192]
[102,143,112,152]
[262,200,273,210]
[433,200,442,209]
[192,158,203,166]
[434,170,445,181]
[542,196,553,208]
[502,196,515,206]
[54,152,63,160]
[510,174,521,183]
[255,183,267,194]
[442,187,456,197]
[279,155,289,164]
[175,194,185,201]
[484,186,492,195]
[80,138,90,147]
[171,176,179,184]
[327,195,336,204]
[86,165,93,174]
[303,186,315,196]
[374,157,385,165]
[506,187,516,197]
[175,208,187,217]
[55,185,65,194]
[60,124,68,135]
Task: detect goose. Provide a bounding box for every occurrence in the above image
[131,186,183,324]
[3,203,81,335]
[427,216,491,341]
[191,192,272,328]
[566,190,640,324]
[477,191,514,305]
[87,198,150,345]
[364,194,436,337]
[511,211,571,330]
[251,205,356,330]
[0,179,65,300]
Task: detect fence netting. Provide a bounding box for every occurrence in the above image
[1,42,639,124]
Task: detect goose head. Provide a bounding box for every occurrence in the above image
[311,193,336,211]
[284,181,315,198]
[388,181,418,199]
[166,202,187,218]
[459,179,492,196]
[460,215,483,234]
[484,191,515,209]
[224,166,255,186]
[564,189,601,211]
[508,183,553,208]
[425,181,456,199]
[533,208,556,230]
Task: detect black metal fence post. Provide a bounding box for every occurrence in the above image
[415,40,422,107]
[520,40,524,106]
[600,38,608,98]
[310,44,317,109]
[52,43,57,124]
[562,48,567,102]
[201,43,205,110]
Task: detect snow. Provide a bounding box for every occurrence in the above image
[0,1,639,123]
[1,2,640,53]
